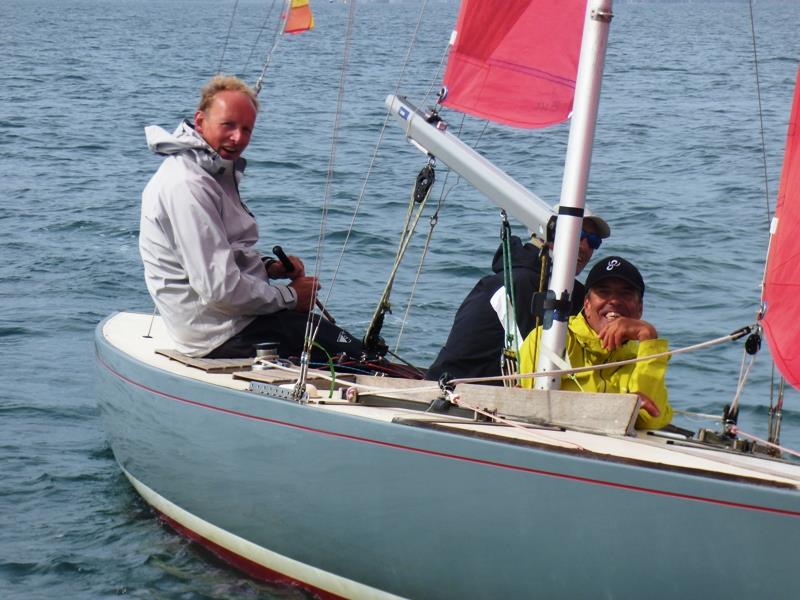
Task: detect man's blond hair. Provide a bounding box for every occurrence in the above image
[197,75,259,113]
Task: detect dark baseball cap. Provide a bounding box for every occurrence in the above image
[585,256,645,296]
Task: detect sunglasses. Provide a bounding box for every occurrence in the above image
[581,230,603,250]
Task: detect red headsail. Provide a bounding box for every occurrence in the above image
[762,66,800,389]
[284,0,314,35]
[441,0,587,128]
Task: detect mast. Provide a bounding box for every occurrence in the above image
[535,0,613,389]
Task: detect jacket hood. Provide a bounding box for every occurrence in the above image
[490,236,543,273]
[144,120,246,177]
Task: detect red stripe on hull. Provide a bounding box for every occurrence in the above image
[155,509,345,600]
[98,355,800,518]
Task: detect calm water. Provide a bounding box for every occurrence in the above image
[2,0,800,597]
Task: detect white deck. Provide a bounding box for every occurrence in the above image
[103,311,800,489]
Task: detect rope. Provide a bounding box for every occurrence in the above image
[255,358,440,396]
[394,113,494,353]
[393,201,437,352]
[500,214,518,353]
[729,426,800,459]
[729,345,757,417]
[526,244,550,382]
[446,392,586,450]
[499,214,521,386]
[364,181,431,349]
[392,113,470,351]
[254,356,584,448]
[256,358,800,458]
[447,327,755,386]
[311,341,337,398]
[672,409,724,421]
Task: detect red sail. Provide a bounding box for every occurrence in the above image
[762,66,800,388]
[441,0,587,129]
[284,0,314,35]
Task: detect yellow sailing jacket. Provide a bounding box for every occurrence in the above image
[519,313,672,430]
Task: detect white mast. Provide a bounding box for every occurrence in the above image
[535,0,614,389]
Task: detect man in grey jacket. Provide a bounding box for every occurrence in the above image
[139,75,362,360]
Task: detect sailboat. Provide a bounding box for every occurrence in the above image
[95,0,800,597]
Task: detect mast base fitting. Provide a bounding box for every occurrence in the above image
[696,428,782,458]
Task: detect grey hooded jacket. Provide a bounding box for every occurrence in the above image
[139,121,296,356]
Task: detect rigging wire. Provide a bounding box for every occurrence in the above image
[391,181,457,352]
[393,117,490,352]
[254,1,293,95]
[447,326,756,386]
[746,0,788,436]
[241,0,281,79]
[339,6,487,356]
[421,32,452,108]
[217,0,241,74]
[750,0,776,312]
[319,0,435,326]
[297,0,358,393]
[365,173,433,353]
[747,0,772,226]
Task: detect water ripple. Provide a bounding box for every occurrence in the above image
[3,0,800,598]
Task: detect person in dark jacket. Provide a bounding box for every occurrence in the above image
[426,214,610,383]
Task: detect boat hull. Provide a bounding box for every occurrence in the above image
[95,317,800,599]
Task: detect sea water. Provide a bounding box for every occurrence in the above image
[2,0,800,597]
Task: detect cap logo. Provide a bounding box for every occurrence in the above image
[605,258,621,271]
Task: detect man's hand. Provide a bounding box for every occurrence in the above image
[289,276,319,313]
[267,255,306,280]
[636,392,660,417]
[596,317,657,351]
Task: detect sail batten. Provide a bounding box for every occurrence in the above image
[441,0,587,129]
[762,66,800,389]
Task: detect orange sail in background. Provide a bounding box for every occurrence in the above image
[762,66,800,389]
[284,0,314,35]
[442,0,587,128]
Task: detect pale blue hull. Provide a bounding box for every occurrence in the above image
[95,316,800,599]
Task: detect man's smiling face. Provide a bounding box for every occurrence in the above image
[194,90,257,161]
[582,277,643,333]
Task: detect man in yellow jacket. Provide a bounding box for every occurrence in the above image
[520,256,672,430]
